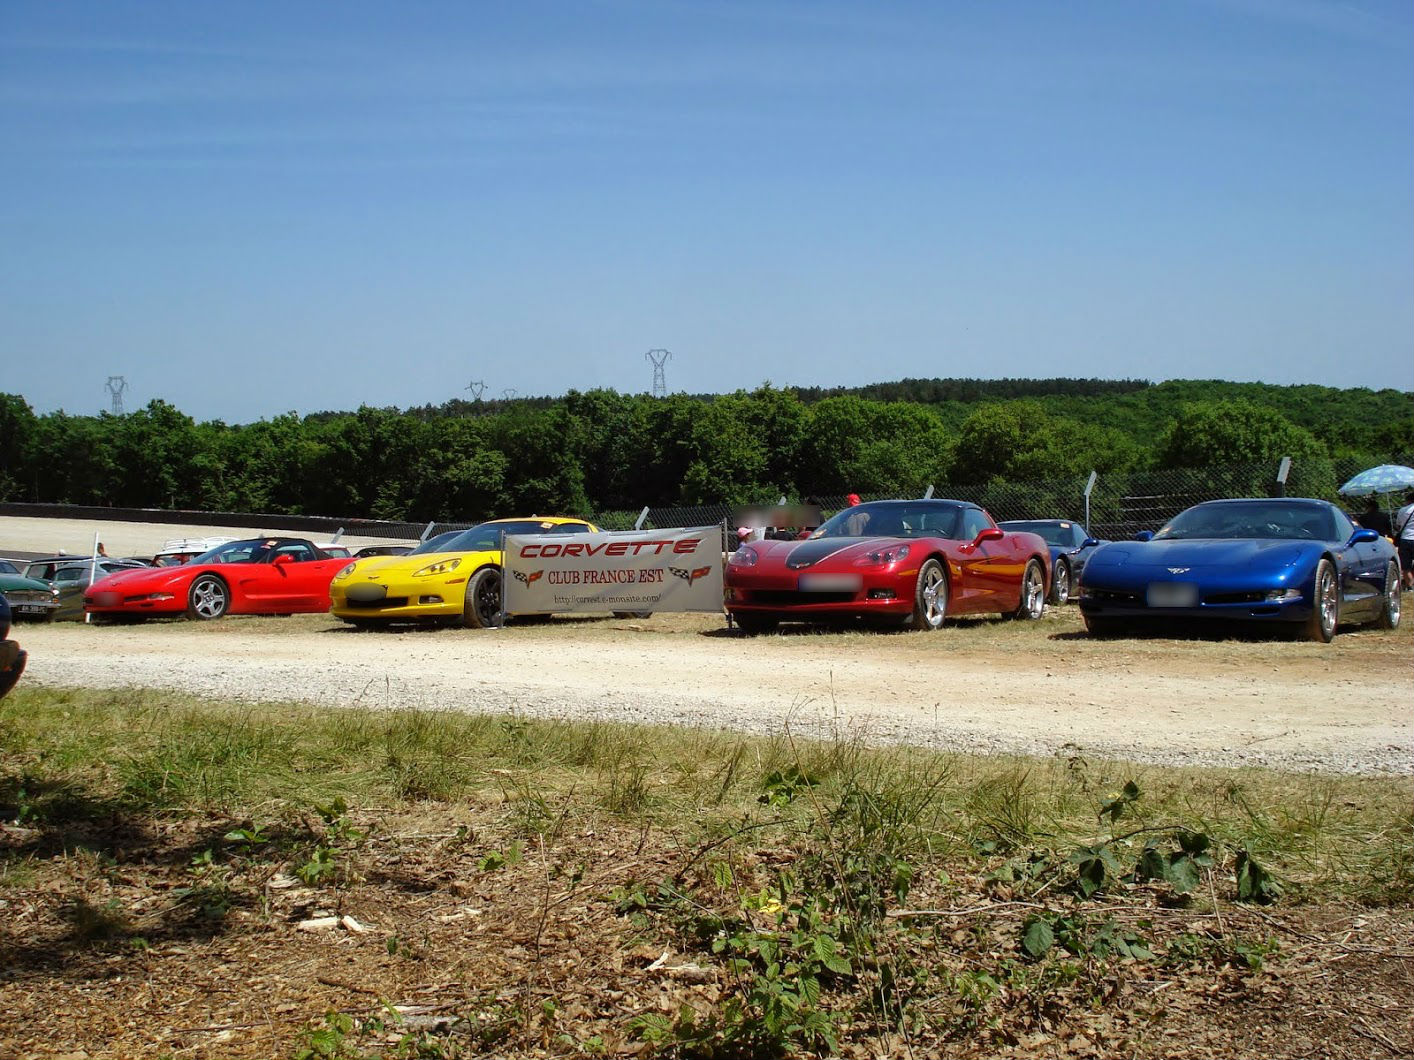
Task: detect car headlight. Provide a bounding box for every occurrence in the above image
[860,544,910,566]
[729,546,759,567]
[1264,588,1302,602]
[334,562,358,580]
[413,558,462,577]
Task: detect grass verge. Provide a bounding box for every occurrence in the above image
[1,685,1410,1059]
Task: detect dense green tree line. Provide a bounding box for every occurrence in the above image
[1,380,1410,522]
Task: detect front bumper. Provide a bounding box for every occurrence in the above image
[329,577,467,621]
[85,589,186,616]
[1078,579,1314,625]
[724,567,913,622]
[3,594,59,620]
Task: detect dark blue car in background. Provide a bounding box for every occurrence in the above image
[0,593,25,699]
[1077,498,1401,642]
[998,519,1104,605]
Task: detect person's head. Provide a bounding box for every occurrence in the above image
[97,542,107,555]
[847,493,862,507]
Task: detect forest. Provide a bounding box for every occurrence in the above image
[1,379,1411,524]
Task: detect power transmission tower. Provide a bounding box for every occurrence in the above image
[645,348,671,398]
[501,388,517,401]
[465,379,486,401]
[104,375,128,415]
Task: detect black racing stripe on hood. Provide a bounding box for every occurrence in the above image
[784,538,864,570]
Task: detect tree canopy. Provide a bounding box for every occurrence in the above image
[2,379,1409,522]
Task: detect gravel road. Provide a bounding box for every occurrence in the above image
[14,605,1412,777]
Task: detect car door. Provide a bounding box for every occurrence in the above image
[266,542,328,610]
[1342,531,1390,617]
[949,507,1008,612]
[225,541,298,611]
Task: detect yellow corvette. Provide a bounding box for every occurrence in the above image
[329,516,597,628]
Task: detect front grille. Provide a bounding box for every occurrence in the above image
[1204,591,1268,605]
[4,591,52,605]
[345,597,410,610]
[748,591,858,606]
[1084,589,1142,604]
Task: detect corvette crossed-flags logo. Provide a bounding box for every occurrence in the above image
[669,566,713,585]
[512,569,543,586]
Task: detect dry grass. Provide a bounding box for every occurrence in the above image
[1,682,1410,1058]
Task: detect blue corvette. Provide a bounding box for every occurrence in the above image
[998,519,1104,605]
[1078,498,1401,642]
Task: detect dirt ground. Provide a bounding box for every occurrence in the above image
[14,601,1413,776]
[3,516,1413,1057]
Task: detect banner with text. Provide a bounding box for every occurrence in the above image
[502,525,724,615]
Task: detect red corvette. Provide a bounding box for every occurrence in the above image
[725,499,1051,634]
[84,537,351,621]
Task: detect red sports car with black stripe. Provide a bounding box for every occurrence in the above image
[725,499,1051,634]
[84,537,351,621]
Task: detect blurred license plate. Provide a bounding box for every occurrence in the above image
[91,592,120,606]
[16,605,47,614]
[1146,582,1197,608]
[798,573,861,592]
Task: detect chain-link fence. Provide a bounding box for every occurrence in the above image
[588,453,1414,539]
[9,454,1408,546]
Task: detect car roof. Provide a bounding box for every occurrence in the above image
[1190,497,1332,509]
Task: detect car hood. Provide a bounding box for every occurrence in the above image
[1088,538,1312,571]
[752,537,906,571]
[1,574,54,593]
[89,563,216,593]
[341,549,500,579]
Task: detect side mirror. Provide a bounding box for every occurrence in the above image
[272,553,296,566]
[1134,530,1155,542]
[1081,537,1100,548]
[1349,528,1380,545]
[975,527,1004,544]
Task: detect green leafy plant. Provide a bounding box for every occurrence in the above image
[477,840,523,873]
[1069,842,1123,898]
[1135,830,1214,895]
[759,766,818,808]
[1235,847,1281,905]
[1098,780,1142,823]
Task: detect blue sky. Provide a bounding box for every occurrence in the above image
[2,0,1410,423]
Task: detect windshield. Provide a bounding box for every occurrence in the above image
[1002,521,1075,547]
[408,520,591,555]
[1154,502,1337,542]
[192,539,280,565]
[812,502,962,540]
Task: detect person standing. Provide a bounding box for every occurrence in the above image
[1358,498,1392,538]
[1394,490,1414,590]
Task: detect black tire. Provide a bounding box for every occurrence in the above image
[463,566,504,629]
[734,613,779,635]
[1049,559,1071,606]
[186,574,230,621]
[1374,560,1402,631]
[1303,558,1338,643]
[1083,614,1123,637]
[1011,560,1046,620]
[907,558,948,630]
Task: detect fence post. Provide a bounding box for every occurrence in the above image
[1275,456,1291,498]
[1084,470,1098,530]
[633,506,650,530]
